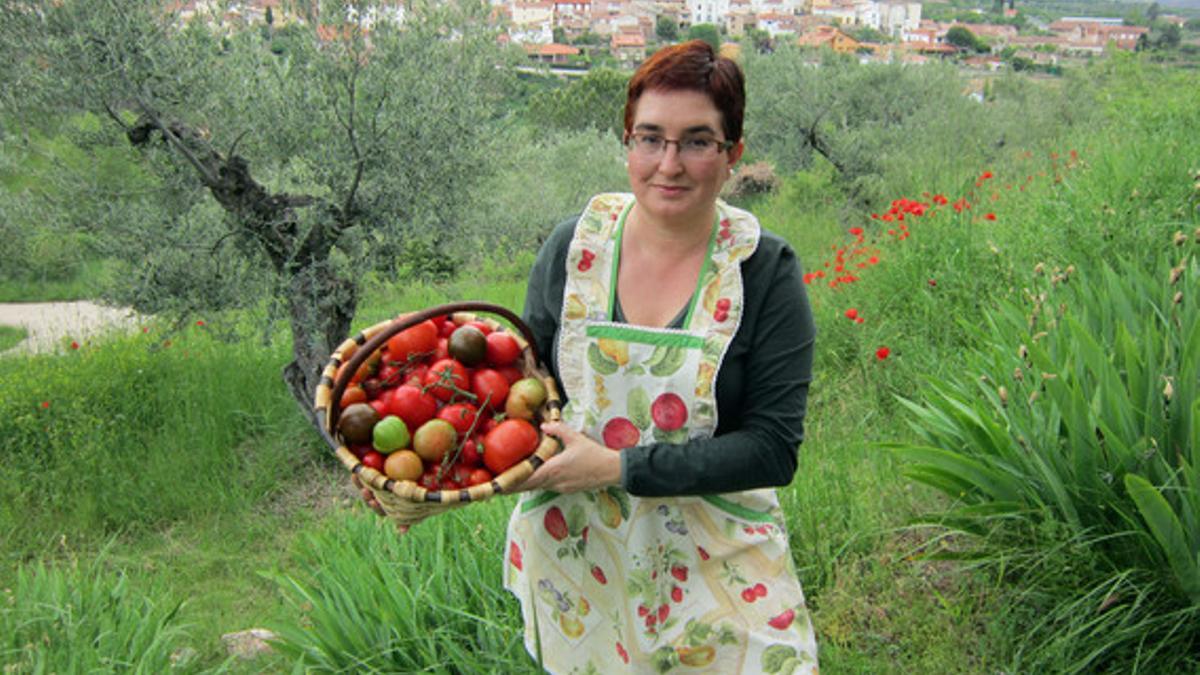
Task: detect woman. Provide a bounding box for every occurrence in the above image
[507,40,819,673]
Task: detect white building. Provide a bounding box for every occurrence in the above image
[688,0,732,26]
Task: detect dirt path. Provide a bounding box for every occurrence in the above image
[0,301,141,355]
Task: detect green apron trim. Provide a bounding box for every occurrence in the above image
[680,214,719,329]
[519,490,561,513]
[607,202,719,331]
[585,324,705,349]
[700,494,777,523]
[607,200,635,320]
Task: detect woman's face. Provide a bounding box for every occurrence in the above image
[625,88,743,228]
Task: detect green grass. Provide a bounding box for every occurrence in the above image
[0,325,27,352]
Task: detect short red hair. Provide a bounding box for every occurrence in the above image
[623,40,745,144]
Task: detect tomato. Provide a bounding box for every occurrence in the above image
[386,319,439,364]
[449,463,474,487]
[434,337,450,362]
[497,365,524,385]
[340,385,368,409]
[464,320,492,335]
[437,402,480,436]
[384,384,438,432]
[439,319,457,338]
[403,364,429,387]
[361,450,386,473]
[361,377,386,400]
[368,398,388,417]
[349,443,373,460]
[467,468,494,486]
[486,331,522,367]
[423,359,470,401]
[471,369,510,410]
[418,466,442,491]
[483,418,540,475]
[458,438,482,467]
[376,362,403,387]
[477,415,499,436]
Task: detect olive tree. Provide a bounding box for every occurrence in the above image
[0,0,510,418]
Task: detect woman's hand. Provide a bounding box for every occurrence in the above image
[520,422,622,494]
[350,474,409,534]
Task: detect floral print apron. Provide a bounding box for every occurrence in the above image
[504,193,818,674]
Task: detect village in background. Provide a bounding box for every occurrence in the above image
[171,0,1200,75]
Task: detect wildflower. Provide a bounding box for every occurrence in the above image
[868,256,879,265]
[875,346,890,361]
[844,308,859,320]
[928,279,937,287]
[952,198,971,213]
[196,320,206,327]
[142,327,149,334]
[855,317,864,324]
[848,227,863,237]
[70,341,79,350]
[980,171,994,181]
[984,213,997,221]
[933,194,948,205]
[40,401,50,409]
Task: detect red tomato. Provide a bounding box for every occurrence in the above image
[471,369,510,410]
[418,466,442,491]
[483,418,540,475]
[438,402,480,436]
[387,320,439,364]
[439,320,457,338]
[496,365,524,385]
[477,416,499,436]
[361,450,386,472]
[368,398,388,417]
[486,332,522,367]
[403,364,429,387]
[384,384,438,432]
[434,337,450,362]
[465,320,492,336]
[458,438,481,467]
[376,362,402,387]
[467,468,493,486]
[449,463,474,487]
[424,359,470,401]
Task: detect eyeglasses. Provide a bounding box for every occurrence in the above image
[625,132,734,160]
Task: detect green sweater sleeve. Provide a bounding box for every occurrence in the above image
[521,217,816,497]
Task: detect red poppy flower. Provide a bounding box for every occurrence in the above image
[875,346,890,361]
[928,279,938,287]
[855,317,864,324]
[70,341,79,350]
[980,171,993,181]
[848,227,863,236]
[844,308,858,320]
[984,213,997,221]
[196,320,205,327]
[933,194,948,205]
[41,401,50,409]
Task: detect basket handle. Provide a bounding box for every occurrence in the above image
[324,301,541,440]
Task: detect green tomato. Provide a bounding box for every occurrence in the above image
[372,416,411,453]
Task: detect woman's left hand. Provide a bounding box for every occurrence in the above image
[520,421,622,493]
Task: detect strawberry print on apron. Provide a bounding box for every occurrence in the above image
[504,193,818,674]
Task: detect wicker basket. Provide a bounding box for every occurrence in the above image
[313,301,562,527]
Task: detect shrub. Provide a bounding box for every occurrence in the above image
[888,235,1200,670]
[723,161,780,199]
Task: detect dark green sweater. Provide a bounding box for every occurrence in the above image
[522,216,816,497]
